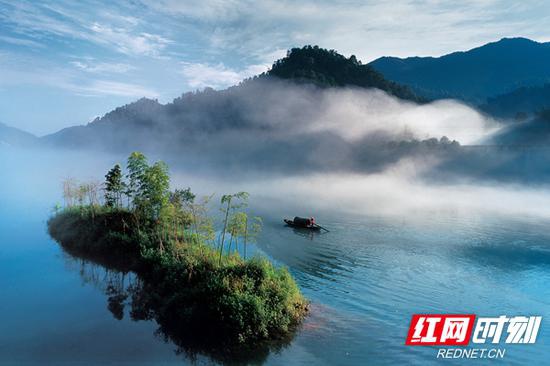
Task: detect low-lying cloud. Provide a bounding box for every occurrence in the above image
[289,87,498,144]
[44,78,505,179]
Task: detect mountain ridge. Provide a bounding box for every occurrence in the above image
[481,83,550,120]
[370,37,550,102]
[11,40,550,150]
[41,45,422,149]
[0,122,38,147]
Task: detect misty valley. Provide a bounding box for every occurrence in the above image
[3,42,550,365]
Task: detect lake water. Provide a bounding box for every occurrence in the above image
[2,150,550,365]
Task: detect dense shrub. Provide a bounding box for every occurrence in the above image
[49,152,308,348]
[48,209,308,345]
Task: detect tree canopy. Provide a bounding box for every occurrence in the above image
[267,45,423,102]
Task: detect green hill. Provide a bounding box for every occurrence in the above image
[267,45,423,102]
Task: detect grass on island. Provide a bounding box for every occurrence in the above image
[48,152,308,345]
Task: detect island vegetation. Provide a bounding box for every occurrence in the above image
[48,152,308,349]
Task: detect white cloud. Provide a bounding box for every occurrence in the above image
[0,54,158,99]
[0,35,44,48]
[0,1,172,57]
[142,0,550,62]
[99,11,140,27]
[180,62,269,89]
[4,0,550,64]
[76,80,159,98]
[258,49,287,65]
[142,0,245,21]
[89,23,172,57]
[70,60,136,74]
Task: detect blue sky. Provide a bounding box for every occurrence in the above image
[1,0,550,135]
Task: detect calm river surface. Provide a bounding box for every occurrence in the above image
[1,150,550,365]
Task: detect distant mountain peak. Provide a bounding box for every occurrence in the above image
[370,37,550,102]
[91,97,162,127]
[495,37,539,44]
[468,37,547,53]
[0,122,37,147]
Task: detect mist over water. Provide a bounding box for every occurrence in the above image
[2,141,550,364]
[4,134,550,221]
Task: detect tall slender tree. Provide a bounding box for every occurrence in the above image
[104,164,124,208]
[142,161,170,220]
[219,192,249,263]
[126,152,148,209]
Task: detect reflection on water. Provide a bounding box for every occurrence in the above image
[288,226,324,241]
[62,251,298,365]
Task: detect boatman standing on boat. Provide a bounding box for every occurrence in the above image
[310,217,315,226]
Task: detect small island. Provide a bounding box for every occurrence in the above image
[48,152,308,350]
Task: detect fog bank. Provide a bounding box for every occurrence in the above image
[43,79,501,177]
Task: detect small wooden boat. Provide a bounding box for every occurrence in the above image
[284,218,321,230]
[284,216,329,232]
